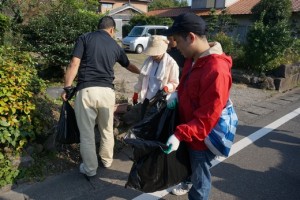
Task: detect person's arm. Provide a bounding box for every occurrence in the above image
[126,62,140,74]
[61,57,81,101]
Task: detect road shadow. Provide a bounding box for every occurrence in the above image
[211,123,300,200]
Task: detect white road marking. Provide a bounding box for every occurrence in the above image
[133,107,300,200]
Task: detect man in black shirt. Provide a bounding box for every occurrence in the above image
[167,35,185,79]
[61,16,140,177]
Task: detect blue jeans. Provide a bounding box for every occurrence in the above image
[188,149,215,200]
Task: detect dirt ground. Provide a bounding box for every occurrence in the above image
[113,52,147,102]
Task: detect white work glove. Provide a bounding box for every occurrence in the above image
[166,91,178,109]
[164,134,180,154]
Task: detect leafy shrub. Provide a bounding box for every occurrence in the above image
[0,152,19,188]
[251,0,292,26]
[0,13,10,45]
[0,46,46,188]
[211,32,235,55]
[206,9,237,38]
[0,46,45,151]
[245,0,294,73]
[285,38,300,64]
[245,17,293,73]
[148,0,187,11]
[21,2,101,79]
[210,32,246,70]
[31,95,60,142]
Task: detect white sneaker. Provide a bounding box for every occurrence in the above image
[79,163,96,177]
[102,161,112,168]
[171,182,191,196]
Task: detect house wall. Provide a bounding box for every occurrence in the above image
[100,0,148,13]
[230,15,252,42]
[112,9,140,21]
[114,19,123,40]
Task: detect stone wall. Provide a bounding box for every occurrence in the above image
[232,62,300,92]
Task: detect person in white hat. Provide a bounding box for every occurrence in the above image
[132,35,179,118]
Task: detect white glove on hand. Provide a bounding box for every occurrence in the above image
[166,91,178,109]
[164,134,180,154]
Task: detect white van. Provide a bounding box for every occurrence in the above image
[122,25,168,54]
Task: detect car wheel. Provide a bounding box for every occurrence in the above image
[135,45,143,54]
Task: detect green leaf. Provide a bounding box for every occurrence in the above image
[0,120,10,127]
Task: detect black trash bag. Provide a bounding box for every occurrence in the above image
[124,101,191,193]
[56,101,80,144]
[129,91,167,140]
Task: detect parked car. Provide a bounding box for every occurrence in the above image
[122,25,168,54]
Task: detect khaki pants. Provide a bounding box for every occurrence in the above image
[75,87,115,176]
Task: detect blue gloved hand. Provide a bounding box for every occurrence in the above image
[163,134,180,154]
[166,91,178,109]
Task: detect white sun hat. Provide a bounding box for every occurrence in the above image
[143,35,169,56]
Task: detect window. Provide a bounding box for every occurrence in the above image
[156,28,167,35]
[128,27,145,37]
[102,3,113,9]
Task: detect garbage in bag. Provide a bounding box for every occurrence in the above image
[122,103,142,126]
[56,101,80,144]
[123,93,191,193]
[129,91,167,140]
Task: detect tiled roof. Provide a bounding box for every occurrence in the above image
[227,0,300,14]
[147,0,300,17]
[292,0,300,12]
[226,0,260,15]
[146,6,222,17]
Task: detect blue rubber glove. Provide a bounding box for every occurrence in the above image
[164,134,180,154]
[166,91,178,109]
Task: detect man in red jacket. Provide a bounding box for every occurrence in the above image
[165,13,233,200]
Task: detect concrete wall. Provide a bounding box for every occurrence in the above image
[114,19,123,40]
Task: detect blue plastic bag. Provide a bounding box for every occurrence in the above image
[204,99,238,157]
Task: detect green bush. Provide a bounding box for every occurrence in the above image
[206,9,237,37]
[0,46,47,188]
[0,152,19,188]
[210,32,247,70]
[0,13,10,45]
[0,46,45,151]
[245,17,293,72]
[245,0,294,73]
[211,32,235,55]
[21,2,101,79]
[285,38,300,64]
[251,0,292,26]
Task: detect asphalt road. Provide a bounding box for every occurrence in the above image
[161,88,300,200]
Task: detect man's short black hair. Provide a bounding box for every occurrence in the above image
[98,16,116,30]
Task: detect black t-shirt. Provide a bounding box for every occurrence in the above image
[72,30,130,90]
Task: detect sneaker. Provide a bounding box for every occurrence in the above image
[171,182,190,196]
[101,162,112,168]
[79,163,96,177]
